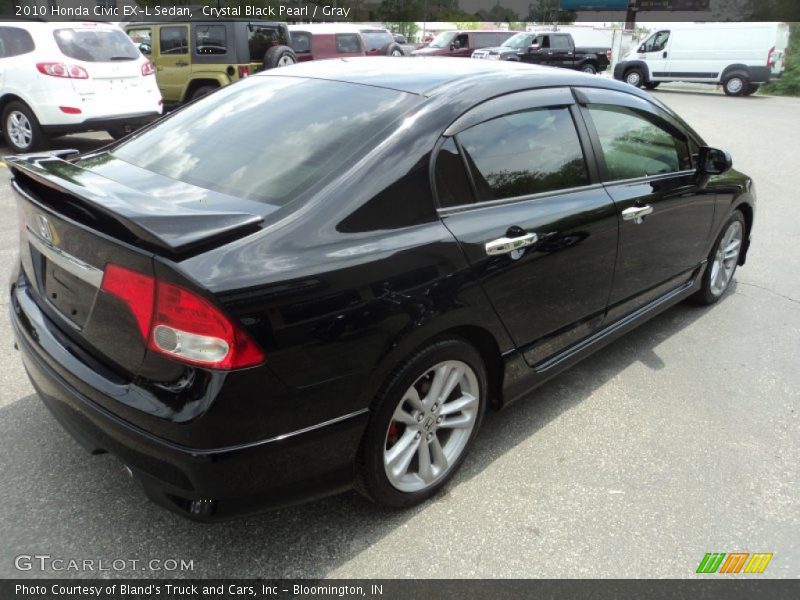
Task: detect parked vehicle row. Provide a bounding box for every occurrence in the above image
[472,31,611,75]
[8,57,754,520]
[124,20,296,104]
[0,21,162,153]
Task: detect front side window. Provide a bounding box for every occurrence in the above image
[641,30,670,53]
[429,31,456,48]
[360,30,393,51]
[54,27,138,62]
[160,27,188,55]
[456,107,589,202]
[0,27,35,58]
[195,25,227,55]
[587,104,691,181]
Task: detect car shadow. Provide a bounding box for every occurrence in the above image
[0,287,735,579]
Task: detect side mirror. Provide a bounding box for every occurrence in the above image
[139,43,151,56]
[698,146,732,175]
[528,44,540,53]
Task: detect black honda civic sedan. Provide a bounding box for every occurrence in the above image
[8,58,754,520]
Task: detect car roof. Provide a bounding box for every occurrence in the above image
[258,56,644,98]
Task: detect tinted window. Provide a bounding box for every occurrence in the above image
[54,27,138,62]
[195,25,227,55]
[435,139,474,208]
[248,25,288,61]
[0,27,35,58]
[160,27,188,55]
[335,33,362,53]
[290,31,311,54]
[457,107,589,202]
[360,30,393,51]
[473,33,496,48]
[112,77,417,207]
[552,35,570,50]
[587,104,691,180]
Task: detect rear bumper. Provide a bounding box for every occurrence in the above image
[41,112,161,135]
[9,278,369,521]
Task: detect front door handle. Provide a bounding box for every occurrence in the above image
[622,205,654,224]
[662,51,668,58]
[485,232,538,256]
[176,60,188,67]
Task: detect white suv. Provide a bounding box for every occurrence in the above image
[0,22,163,153]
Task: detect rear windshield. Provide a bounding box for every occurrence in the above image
[54,27,139,62]
[248,25,289,61]
[112,76,418,207]
[361,30,394,51]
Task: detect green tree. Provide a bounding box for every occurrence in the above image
[762,23,800,96]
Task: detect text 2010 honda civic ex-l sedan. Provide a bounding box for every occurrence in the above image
[9,58,754,520]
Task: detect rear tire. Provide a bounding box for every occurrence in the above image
[355,338,487,508]
[107,128,130,140]
[386,43,404,57]
[692,210,746,305]
[624,68,644,88]
[743,83,760,96]
[580,63,597,75]
[191,85,217,101]
[263,45,297,69]
[644,81,660,90]
[723,74,748,96]
[2,101,47,153]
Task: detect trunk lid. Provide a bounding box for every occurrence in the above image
[9,153,264,376]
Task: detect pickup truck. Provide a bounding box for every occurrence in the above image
[472,32,611,74]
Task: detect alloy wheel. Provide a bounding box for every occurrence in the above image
[709,220,743,296]
[7,111,33,150]
[383,360,479,493]
[391,49,403,57]
[277,55,296,67]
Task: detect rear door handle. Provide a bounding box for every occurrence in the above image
[176,60,188,67]
[485,232,538,256]
[622,205,654,224]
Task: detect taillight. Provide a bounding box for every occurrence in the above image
[36,62,89,79]
[100,264,264,369]
[606,49,612,61]
[59,106,82,114]
[141,61,155,76]
[767,46,776,67]
[238,65,250,79]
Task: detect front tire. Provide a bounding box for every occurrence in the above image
[624,68,644,88]
[355,338,487,507]
[692,210,746,305]
[2,101,47,153]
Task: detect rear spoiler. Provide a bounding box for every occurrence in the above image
[6,154,264,255]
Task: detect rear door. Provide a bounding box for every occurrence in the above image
[550,35,575,69]
[156,25,189,101]
[575,87,715,321]
[435,88,619,367]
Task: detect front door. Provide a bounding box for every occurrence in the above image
[155,25,190,102]
[638,30,671,81]
[434,88,619,367]
[575,87,716,321]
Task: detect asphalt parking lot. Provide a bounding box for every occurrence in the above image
[0,88,798,579]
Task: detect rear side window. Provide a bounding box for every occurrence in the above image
[249,26,288,61]
[457,107,589,202]
[473,33,496,48]
[0,27,35,58]
[552,36,570,50]
[160,27,188,55]
[435,138,473,208]
[290,31,311,54]
[360,30,393,51]
[112,76,418,207]
[587,104,691,181]
[54,27,139,62]
[195,25,227,55]
[336,34,362,53]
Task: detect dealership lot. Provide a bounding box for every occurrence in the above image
[0,88,797,578]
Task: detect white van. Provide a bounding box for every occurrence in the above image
[0,22,163,153]
[613,22,790,96]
